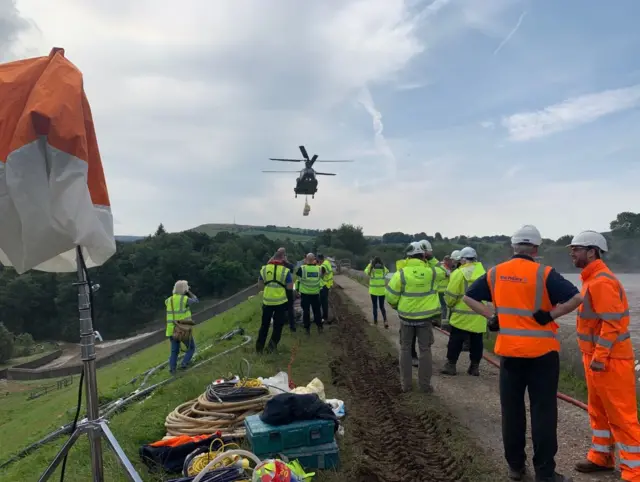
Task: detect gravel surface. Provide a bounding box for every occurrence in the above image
[335,275,620,482]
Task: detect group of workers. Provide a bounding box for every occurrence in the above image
[164,224,640,482]
[256,248,334,352]
[366,225,640,482]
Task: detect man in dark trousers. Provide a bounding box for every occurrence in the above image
[295,253,324,334]
[463,225,582,482]
[317,253,334,323]
[256,250,293,353]
[272,247,297,332]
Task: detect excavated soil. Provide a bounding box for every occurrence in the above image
[328,287,487,482]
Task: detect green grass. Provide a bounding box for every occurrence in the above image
[0,293,349,481]
[0,284,504,482]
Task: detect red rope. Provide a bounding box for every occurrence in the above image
[287,341,299,389]
[433,326,589,411]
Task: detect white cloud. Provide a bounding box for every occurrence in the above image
[5,0,634,241]
[502,84,640,141]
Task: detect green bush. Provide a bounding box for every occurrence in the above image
[0,323,14,363]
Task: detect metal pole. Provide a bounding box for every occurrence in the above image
[76,247,104,481]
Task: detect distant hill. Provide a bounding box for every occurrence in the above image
[115,235,145,243]
[190,223,321,243]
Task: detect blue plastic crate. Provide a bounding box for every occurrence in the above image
[244,415,335,454]
[283,441,340,471]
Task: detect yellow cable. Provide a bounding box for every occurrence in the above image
[234,378,262,388]
[187,438,252,476]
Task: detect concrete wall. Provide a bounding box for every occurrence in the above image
[7,284,260,381]
[12,350,63,370]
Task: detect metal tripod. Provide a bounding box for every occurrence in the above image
[38,247,142,482]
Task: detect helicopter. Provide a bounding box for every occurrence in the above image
[262,145,353,198]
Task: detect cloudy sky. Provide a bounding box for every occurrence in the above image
[3,0,640,239]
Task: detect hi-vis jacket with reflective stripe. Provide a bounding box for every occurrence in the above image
[364,263,389,296]
[427,258,448,293]
[488,258,559,358]
[396,258,407,272]
[445,261,487,333]
[320,259,334,288]
[576,259,633,362]
[165,294,192,337]
[296,264,321,295]
[260,264,290,306]
[386,258,441,321]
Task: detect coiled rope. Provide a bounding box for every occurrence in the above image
[165,361,272,437]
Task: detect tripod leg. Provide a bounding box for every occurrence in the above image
[37,428,84,482]
[99,422,143,482]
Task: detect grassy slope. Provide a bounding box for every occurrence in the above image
[1,290,500,482]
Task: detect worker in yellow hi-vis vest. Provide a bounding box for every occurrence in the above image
[166,280,199,374]
[257,250,293,353]
[364,256,390,328]
[317,254,334,323]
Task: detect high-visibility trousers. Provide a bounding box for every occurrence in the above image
[583,354,640,481]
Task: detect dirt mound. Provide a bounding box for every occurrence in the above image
[329,287,473,482]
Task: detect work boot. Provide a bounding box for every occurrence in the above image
[467,362,480,376]
[574,460,614,473]
[441,361,457,375]
[420,385,434,394]
[535,473,573,482]
[373,318,378,325]
[412,357,419,367]
[383,318,389,329]
[305,328,311,336]
[318,324,324,334]
[508,466,526,481]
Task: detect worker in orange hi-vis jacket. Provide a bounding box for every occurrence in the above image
[569,231,640,481]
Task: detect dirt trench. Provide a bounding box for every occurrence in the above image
[327,287,491,482]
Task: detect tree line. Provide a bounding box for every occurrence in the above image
[0,212,637,348]
[314,211,640,273]
[0,225,306,346]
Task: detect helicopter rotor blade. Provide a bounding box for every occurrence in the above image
[313,160,354,163]
[262,170,301,173]
[315,172,337,176]
[269,158,303,162]
[299,145,310,160]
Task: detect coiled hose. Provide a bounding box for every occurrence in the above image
[165,380,272,437]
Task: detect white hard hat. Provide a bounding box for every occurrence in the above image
[418,239,433,252]
[451,250,462,261]
[460,246,477,259]
[406,241,426,256]
[568,230,608,252]
[511,225,542,246]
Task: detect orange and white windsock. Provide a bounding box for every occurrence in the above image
[0,48,116,274]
